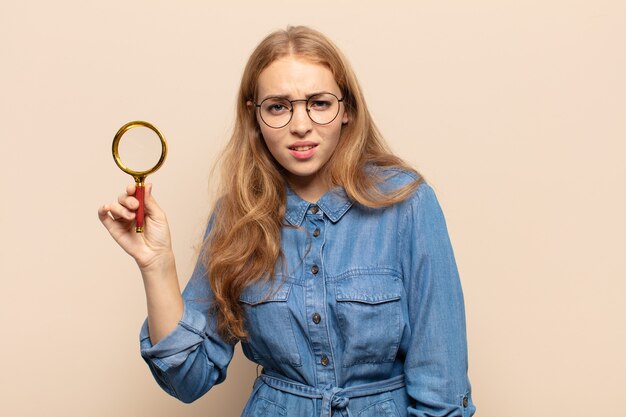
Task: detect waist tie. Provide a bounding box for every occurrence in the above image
[259,373,405,417]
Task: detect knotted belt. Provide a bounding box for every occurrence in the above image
[259,373,406,417]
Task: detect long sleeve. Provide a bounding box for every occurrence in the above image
[139,242,237,403]
[401,183,476,416]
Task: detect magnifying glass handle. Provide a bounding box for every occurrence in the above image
[134,179,145,233]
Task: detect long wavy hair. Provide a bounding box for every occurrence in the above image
[203,26,423,341]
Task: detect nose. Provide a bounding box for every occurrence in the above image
[289,101,312,136]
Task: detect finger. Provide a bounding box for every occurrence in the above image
[102,201,136,222]
[118,191,139,210]
[98,204,121,231]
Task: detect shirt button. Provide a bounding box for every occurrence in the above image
[313,228,320,237]
[462,396,469,408]
[320,355,329,366]
[312,313,321,324]
[310,205,319,214]
[311,265,319,275]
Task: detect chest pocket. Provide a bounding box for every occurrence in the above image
[239,277,302,367]
[335,272,404,367]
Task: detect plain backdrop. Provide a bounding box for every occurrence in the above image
[1,1,624,416]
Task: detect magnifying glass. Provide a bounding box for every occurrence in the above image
[112,121,167,233]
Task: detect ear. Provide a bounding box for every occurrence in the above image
[341,110,349,125]
[247,100,257,117]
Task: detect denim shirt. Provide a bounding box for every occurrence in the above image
[140,169,475,417]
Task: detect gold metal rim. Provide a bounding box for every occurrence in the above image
[112,120,168,180]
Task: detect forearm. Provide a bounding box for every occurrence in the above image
[140,251,184,345]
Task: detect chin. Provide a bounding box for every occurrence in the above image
[284,165,323,179]
[288,170,319,179]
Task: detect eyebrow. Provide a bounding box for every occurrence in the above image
[258,91,332,102]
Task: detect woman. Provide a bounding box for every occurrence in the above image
[99,26,475,417]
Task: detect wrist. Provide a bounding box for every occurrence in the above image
[138,250,176,278]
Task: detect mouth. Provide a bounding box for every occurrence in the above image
[287,143,318,159]
[288,145,317,151]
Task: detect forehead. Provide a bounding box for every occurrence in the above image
[256,57,340,99]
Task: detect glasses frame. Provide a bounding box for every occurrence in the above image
[254,92,344,129]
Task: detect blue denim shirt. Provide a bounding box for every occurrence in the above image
[140,169,475,417]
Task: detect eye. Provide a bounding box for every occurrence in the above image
[262,98,291,115]
[310,100,331,110]
[269,104,287,112]
[308,93,337,111]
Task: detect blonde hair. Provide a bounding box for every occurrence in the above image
[203,26,423,341]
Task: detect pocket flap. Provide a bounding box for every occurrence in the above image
[335,274,402,304]
[239,278,291,305]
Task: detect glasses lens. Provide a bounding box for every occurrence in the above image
[260,97,292,128]
[307,93,340,125]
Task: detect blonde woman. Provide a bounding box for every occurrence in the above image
[99,26,475,417]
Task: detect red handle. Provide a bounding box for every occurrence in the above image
[135,183,145,233]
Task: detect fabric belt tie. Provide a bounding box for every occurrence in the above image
[259,373,406,417]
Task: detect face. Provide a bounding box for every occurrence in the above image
[253,57,349,194]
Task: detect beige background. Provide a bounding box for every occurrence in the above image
[1,1,624,416]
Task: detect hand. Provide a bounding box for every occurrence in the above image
[98,183,173,271]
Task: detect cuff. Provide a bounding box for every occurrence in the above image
[139,304,208,373]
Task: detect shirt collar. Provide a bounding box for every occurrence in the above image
[285,185,353,226]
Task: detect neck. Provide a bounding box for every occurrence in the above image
[286,174,330,203]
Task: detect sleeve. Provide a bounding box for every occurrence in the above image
[400,183,476,417]
[139,224,237,404]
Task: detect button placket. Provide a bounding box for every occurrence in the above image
[302,207,335,385]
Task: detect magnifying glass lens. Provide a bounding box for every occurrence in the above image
[116,126,165,172]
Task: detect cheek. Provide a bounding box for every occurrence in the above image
[326,124,343,146]
[259,128,283,156]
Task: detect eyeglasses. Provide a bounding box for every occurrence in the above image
[254,92,344,129]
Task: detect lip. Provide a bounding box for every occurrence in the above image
[287,141,318,160]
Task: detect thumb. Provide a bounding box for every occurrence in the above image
[143,183,163,216]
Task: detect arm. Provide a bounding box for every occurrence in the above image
[401,183,475,417]
[98,183,184,344]
[98,184,235,403]
[139,254,236,403]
